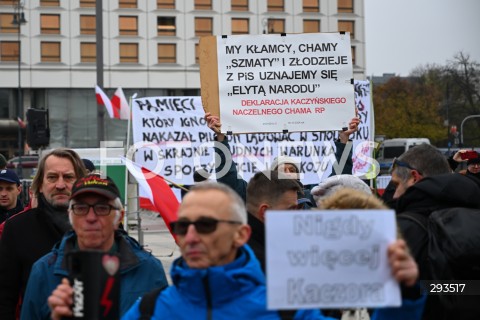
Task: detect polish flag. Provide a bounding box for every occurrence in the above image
[124,158,179,239]
[95,85,117,119]
[111,87,130,120]
[17,117,26,129]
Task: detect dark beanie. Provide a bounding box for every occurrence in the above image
[467,154,480,165]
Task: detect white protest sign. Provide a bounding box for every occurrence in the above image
[130,81,375,187]
[266,210,400,309]
[216,33,355,134]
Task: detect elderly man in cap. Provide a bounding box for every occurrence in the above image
[20,174,168,320]
[0,169,23,223]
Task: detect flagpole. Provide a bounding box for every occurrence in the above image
[123,93,136,232]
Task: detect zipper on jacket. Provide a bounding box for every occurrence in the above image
[202,274,212,320]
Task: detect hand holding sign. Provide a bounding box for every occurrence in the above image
[388,239,419,287]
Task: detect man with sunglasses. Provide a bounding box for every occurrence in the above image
[122,181,324,319]
[21,174,168,319]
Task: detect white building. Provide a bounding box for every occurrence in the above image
[0,0,365,156]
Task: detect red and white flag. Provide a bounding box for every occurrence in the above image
[95,85,130,120]
[17,117,26,129]
[124,158,179,239]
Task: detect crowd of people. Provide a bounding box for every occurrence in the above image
[0,120,478,319]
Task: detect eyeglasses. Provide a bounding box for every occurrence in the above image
[389,157,423,175]
[170,217,242,235]
[71,203,118,216]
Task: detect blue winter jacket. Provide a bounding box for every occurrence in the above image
[20,230,168,320]
[122,244,329,320]
[122,244,425,320]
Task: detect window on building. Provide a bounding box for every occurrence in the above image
[119,16,138,36]
[41,14,61,34]
[0,41,19,61]
[80,15,96,35]
[303,19,319,33]
[303,0,319,12]
[157,0,175,9]
[40,0,60,6]
[195,43,199,64]
[41,41,61,62]
[158,43,176,63]
[119,43,138,63]
[80,0,95,8]
[338,0,354,13]
[119,0,137,8]
[267,19,284,34]
[351,46,356,65]
[80,42,96,62]
[231,0,248,11]
[338,20,354,38]
[267,0,284,12]
[0,13,16,33]
[231,18,249,35]
[195,0,212,10]
[157,17,176,36]
[195,17,213,37]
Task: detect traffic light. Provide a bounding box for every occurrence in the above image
[26,108,50,149]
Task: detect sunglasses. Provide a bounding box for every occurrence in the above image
[389,157,423,175]
[170,217,242,235]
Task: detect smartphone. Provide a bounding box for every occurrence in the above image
[460,150,478,160]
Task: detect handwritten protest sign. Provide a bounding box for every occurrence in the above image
[214,33,355,133]
[131,81,375,188]
[266,210,400,309]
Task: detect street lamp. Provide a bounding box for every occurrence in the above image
[12,1,27,178]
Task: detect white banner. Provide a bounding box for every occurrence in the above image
[131,80,375,187]
[216,33,355,133]
[266,210,401,309]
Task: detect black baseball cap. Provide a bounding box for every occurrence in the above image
[71,174,120,200]
[0,169,20,185]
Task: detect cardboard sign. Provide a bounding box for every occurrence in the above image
[266,210,401,309]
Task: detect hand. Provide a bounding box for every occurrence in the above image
[388,239,418,287]
[452,150,468,162]
[204,112,225,142]
[338,117,361,143]
[48,278,73,320]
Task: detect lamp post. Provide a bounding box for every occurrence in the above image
[12,1,27,178]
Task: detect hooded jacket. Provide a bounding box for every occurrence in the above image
[20,230,168,320]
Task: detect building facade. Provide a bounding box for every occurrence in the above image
[0,0,365,157]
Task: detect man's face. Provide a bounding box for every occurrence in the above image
[39,155,76,209]
[0,181,21,210]
[468,163,480,174]
[277,163,299,179]
[391,170,415,199]
[69,194,121,251]
[177,189,246,269]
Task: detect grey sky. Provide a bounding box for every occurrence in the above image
[364,0,480,76]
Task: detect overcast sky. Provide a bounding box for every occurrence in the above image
[364,0,480,76]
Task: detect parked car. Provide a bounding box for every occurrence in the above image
[6,155,39,169]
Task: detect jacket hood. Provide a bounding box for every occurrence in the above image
[396,173,480,214]
[170,244,264,306]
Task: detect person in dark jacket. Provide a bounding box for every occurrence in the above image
[0,148,87,320]
[392,144,479,320]
[204,112,360,207]
[448,149,480,180]
[0,169,23,223]
[25,174,168,320]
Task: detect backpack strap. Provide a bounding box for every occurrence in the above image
[139,286,167,320]
[397,211,428,232]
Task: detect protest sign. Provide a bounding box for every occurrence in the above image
[200,33,355,134]
[265,210,401,309]
[130,80,375,190]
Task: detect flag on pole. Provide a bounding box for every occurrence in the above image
[111,87,130,120]
[124,158,179,239]
[95,85,117,119]
[17,117,26,129]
